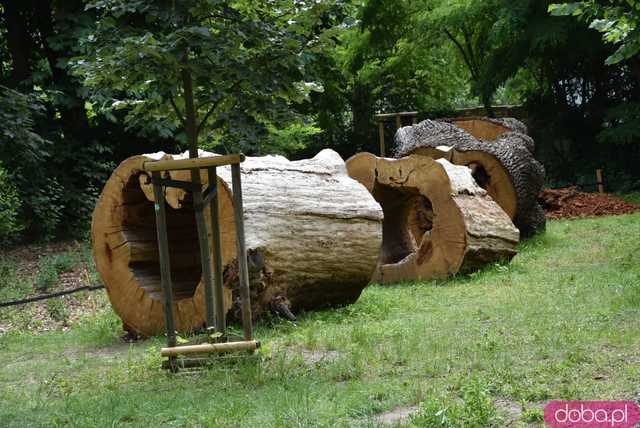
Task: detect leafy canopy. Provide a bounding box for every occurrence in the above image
[549,0,640,64]
[74,0,341,154]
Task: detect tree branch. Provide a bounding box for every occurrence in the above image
[196,81,242,134]
[443,28,478,80]
[197,97,224,135]
[169,95,186,124]
[461,27,480,78]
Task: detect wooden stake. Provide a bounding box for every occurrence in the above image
[395,114,402,130]
[151,172,177,354]
[596,169,604,193]
[207,167,226,335]
[232,163,253,341]
[378,121,385,157]
[161,340,260,357]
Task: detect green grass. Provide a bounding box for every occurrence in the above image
[1,214,639,427]
[621,192,640,206]
[0,260,31,302]
[35,250,83,291]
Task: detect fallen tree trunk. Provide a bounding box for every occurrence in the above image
[439,116,529,142]
[346,153,519,284]
[92,149,382,336]
[395,120,546,237]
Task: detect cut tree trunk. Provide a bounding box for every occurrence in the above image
[439,116,529,141]
[92,149,382,336]
[394,120,545,237]
[91,153,236,337]
[346,153,519,284]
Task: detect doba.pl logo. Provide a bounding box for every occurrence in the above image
[544,401,640,428]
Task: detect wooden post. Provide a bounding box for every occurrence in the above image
[151,172,177,351]
[231,163,253,341]
[207,167,226,335]
[395,114,402,130]
[378,121,385,157]
[191,169,216,329]
[596,169,604,193]
[412,116,417,125]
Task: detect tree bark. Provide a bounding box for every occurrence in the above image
[92,149,383,336]
[438,116,531,149]
[394,120,545,237]
[346,153,519,284]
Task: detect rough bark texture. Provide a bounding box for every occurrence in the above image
[439,116,529,141]
[92,149,382,336]
[346,153,519,284]
[394,120,546,237]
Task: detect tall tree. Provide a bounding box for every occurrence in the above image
[74,0,342,156]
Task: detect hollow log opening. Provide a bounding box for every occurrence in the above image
[119,172,202,302]
[373,183,434,266]
[468,162,490,189]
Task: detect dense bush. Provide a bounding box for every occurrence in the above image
[0,163,23,243]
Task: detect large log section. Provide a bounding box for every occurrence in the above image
[92,149,383,336]
[395,120,545,237]
[439,116,529,142]
[346,153,519,284]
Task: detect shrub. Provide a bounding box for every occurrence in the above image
[35,251,81,291]
[0,163,24,243]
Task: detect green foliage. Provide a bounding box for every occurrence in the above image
[599,102,640,144]
[0,163,23,243]
[0,260,31,302]
[411,379,497,427]
[304,0,471,157]
[35,251,81,291]
[263,122,322,157]
[549,0,640,64]
[73,0,342,154]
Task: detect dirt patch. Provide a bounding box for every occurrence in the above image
[494,398,548,427]
[539,187,639,220]
[374,405,420,425]
[300,349,342,365]
[494,398,523,426]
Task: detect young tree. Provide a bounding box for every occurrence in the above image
[74,0,342,157]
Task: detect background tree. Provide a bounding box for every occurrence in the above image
[74,0,343,157]
[549,0,640,65]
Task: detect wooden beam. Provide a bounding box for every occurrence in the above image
[144,154,245,172]
[375,111,418,120]
[161,340,260,357]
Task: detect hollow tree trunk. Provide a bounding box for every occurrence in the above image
[92,149,382,336]
[394,120,545,237]
[438,116,531,147]
[346,153,519,284]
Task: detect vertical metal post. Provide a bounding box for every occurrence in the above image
[151,172,177,349]
[190,168,216,328]
[395,113,402,130]
[378,121,385,157]
[207,167,226,335]
[231,162,253,341]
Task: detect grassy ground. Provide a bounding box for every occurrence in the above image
[1,213,639,427]
[0,240,101,333]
